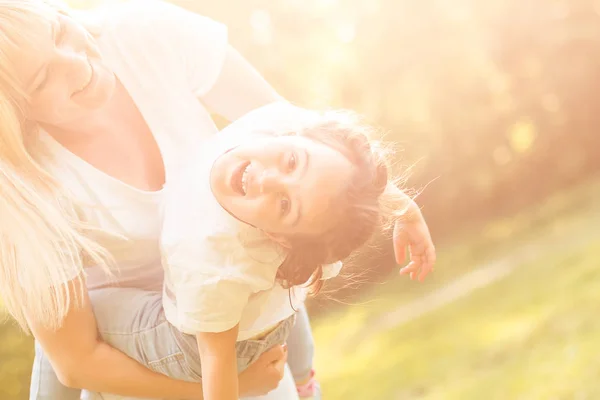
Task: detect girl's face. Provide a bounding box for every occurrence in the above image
[14,11,116,126]
[210,134,354,239]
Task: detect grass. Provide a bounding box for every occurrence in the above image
[0,321,34,400]
[312,178,600,399]
[315,239,600,399]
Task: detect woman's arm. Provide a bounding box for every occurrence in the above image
[27,277,288,399]
[202,46,285,122]
[196,326,240,400]
[27,277,205,399]
[112,1,282,122]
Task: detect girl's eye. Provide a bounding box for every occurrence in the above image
[287,153,297,172]
[280,196,291,216]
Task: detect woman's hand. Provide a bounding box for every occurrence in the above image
[28,278,206,400]
[393,200,437,282]
[238,344,288,397]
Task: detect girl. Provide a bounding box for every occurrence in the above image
[155,102,433,400]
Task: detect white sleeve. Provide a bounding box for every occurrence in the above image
[105,0,228,97]
[166,238,279,335]
[163,3,229,97]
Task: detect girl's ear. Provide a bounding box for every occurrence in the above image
[264,231,291,249]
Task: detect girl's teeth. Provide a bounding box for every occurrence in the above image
[241,165,250,195]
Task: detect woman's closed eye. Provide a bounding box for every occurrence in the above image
[31,21,67,93]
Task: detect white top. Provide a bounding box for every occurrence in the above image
[41,0,229,291]
[160,103,311,340]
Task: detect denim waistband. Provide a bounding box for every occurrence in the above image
[174,313,297,376]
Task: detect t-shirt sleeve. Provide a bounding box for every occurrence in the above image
[105,0,228,97]
[165,238,278,335]
[161,2,229,97]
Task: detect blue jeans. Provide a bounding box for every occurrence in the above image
[29,288,314,399]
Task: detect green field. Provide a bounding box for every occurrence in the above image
[313,178,600,399]
[0,320,34,399]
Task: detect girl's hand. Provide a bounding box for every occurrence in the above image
[393,202,436,282]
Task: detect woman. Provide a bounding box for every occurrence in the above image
[0,0,435,399]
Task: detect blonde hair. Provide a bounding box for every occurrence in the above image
[0,0,112,333]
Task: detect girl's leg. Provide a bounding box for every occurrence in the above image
[286,303,321,399]
[82,287,195,400]
[73,287,298,400]
[29,341,82,400]
[241,363,299,400]
[286,303,314,383]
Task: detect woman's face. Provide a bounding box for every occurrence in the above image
[14,11,116,126]
[210,135,354,238]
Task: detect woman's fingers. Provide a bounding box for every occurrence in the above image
[260,343,287,365]
[239,344,288,396]
[270,345,288,381]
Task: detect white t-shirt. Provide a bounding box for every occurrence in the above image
[160,104,312,340]
[40,0,229,291]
